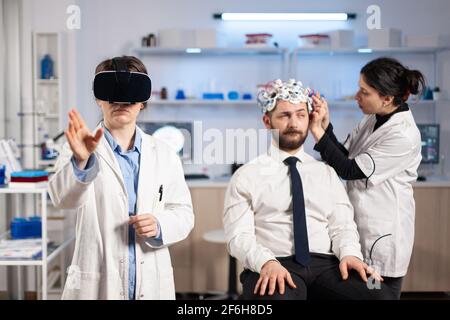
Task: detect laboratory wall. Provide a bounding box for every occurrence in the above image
[72,0,450,176]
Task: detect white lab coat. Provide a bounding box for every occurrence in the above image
[344,110,421,277]
[48,126,194,299]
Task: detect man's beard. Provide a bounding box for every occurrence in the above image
[273,128,308,151]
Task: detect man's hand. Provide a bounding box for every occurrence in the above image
[339,256,384,283]
[129,214,160,238]
[254,260,296,296]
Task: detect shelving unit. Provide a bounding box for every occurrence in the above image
[133,46,288,57]
[148,98,446,111]
[149,99,257,106]
[1,32,71,300]
[133,45,449,110]
[31,32,63,169]
[149,97,444,104]
[291,46,450,56]
[0,186,74,300]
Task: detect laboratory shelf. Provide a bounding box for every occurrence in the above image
[36,79,59,85]
[0,186,71,299]
[149,99,257,106]
[147,99,446,109]
[0,186,47,194]
[326,99,446,107]
[43,113,59,119]
[133,47,288,56]
[0,236,74,266]
[293,46,450,56]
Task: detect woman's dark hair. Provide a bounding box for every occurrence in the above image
[95,55,149,108]
[361,57,426,106]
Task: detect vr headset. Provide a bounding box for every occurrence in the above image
[93,58,152,104]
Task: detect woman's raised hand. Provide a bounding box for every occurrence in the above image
[65,108,103,163]
[311,92,330,130]
[309,92,328,142]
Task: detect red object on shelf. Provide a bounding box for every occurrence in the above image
[10,176,49,183]
[245,33,273,45]
[299,34,330,46]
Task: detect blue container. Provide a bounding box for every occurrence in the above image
[422,87,433,100]
[0,165,6,185]
[40,54,54,79]
[175,89,186,100]
[11,218,27,239]
[202,93,224,100]
[242,93,253,100]
[10,217,41,239]
[29,217,42,238]
[227,91,239,100]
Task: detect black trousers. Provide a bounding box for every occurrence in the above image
[240,254,396,300]
[383,276,403,300]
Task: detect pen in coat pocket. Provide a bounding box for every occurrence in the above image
[158,185,163,202]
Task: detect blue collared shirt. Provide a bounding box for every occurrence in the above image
[71,124,162,300]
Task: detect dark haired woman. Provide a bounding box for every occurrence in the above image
[49,56,194,299]
[309,57,424,299]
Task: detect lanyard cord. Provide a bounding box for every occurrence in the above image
[361,152,375,189]
[369,233,392,264]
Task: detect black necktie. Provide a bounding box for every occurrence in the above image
[284,156,310,266]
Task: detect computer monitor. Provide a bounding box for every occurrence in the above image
[417,124,440,164]
[137,121,193,161]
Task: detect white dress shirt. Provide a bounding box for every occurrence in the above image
[223,143,363,273]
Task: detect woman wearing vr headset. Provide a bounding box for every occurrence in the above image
[49,56,194,300]
[308,57,424,299]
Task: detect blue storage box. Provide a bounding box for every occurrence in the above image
[10,217,42,239]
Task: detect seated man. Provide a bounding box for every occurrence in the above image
[223,79,393,300]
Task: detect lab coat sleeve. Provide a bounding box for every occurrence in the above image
[70,153,99,183]
[343,115,370,150]
[148,154,194,248]
[223,174,277,273]
[354,131,420,187]
[343,125,359,151]
[145,223,163,247]
[48,142,99,210]
[326,169,364,261]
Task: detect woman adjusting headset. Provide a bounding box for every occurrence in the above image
[49,56,194,300]
[309,57,424,299]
